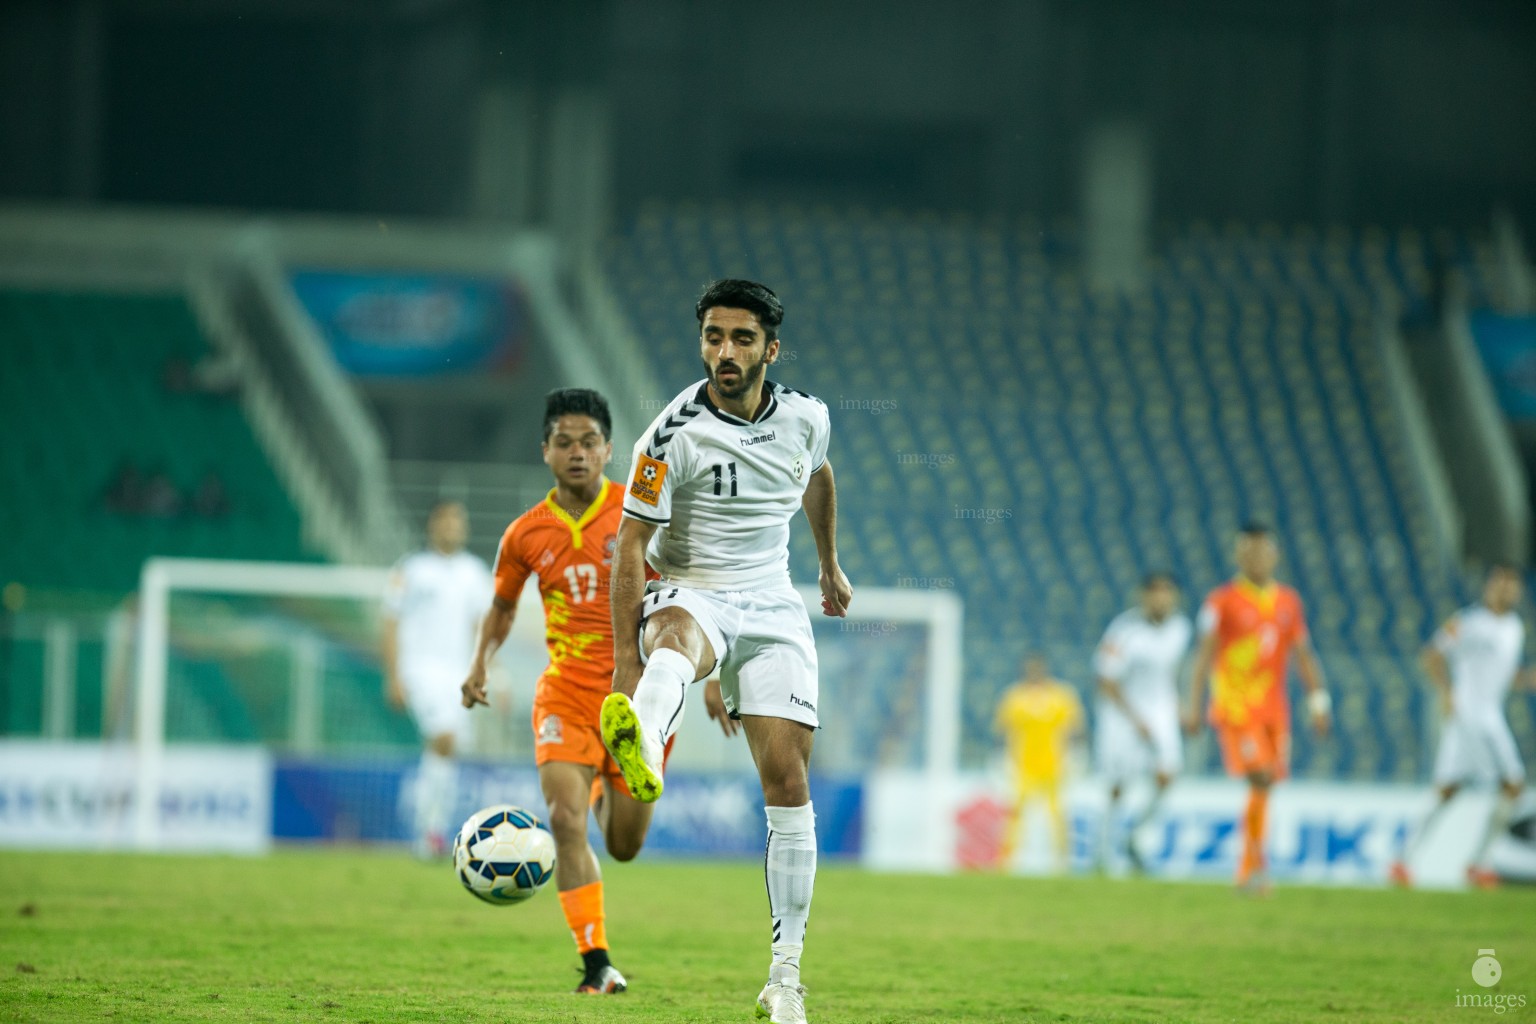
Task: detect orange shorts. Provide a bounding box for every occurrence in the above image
[531,679,671,801]
[1217,719,1290,780]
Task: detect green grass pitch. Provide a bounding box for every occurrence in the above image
[2,849,1532,1023]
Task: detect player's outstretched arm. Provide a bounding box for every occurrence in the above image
[610,515,658,696]
[1099,677,1150,741]
[1183,630,1217,734]
[802,459,852,617]
[1420,640,1453,716]
[462,596,516,708]
[1295,642,1331,737]
[380,615,405,711]
[702,678,740,737]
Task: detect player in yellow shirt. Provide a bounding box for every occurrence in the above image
[993,653,1084,871]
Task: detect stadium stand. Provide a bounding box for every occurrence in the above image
[5,224,1527,772]
[0,288,312,592]
[606,202,1527,781]
[0,288,348,741]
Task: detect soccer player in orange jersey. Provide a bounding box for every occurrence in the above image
[460,388,734,994]
[1184,522,1332,894]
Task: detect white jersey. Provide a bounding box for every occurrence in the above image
[1432,604,1525,718]
[1093,609,1192,720]
[384,549,493,672]
[623,379,830,589]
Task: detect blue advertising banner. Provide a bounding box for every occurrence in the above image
[1470,312,1536,422]
[290,269,526,377]
[271,757,862,858]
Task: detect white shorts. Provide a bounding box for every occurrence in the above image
[640,580,820,728]
[1433,712,1525,787]
[400,661,473,747]
[1095,701,1182,783]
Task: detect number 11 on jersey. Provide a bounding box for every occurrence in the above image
[711,461,739,497]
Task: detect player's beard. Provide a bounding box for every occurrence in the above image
[706,354,766,401]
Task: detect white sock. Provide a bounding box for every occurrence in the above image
[634,648,692,747]
[416,750,457,841]
[1101,790,1120,863]
[1134,785,1168,831]
[1472,793,1517,866]
[1403,797,1451,860]
[765,802,816,987]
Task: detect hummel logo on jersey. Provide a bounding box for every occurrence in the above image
[789,694,817,713]
[740,430,777,448]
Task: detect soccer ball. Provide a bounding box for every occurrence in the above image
[451,804,557,905]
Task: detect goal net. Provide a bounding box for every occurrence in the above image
[128,557,962,850]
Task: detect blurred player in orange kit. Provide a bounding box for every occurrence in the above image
[460,388,735,994]
[1185,522,1332,895]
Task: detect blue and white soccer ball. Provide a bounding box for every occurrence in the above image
[451,804,557,906]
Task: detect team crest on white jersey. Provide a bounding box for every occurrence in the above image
[791,450,807,481]
[537,714,564,745]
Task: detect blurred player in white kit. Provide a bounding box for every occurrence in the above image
[1093,572,1191,873]
[1392,563,1536,889]
[382,501,493,857]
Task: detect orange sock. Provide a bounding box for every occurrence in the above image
[558,881,608,955]
[1239,787,1269,881]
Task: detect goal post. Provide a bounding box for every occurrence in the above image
[800,584,963,778]
[133,558,391,848]
[132,557,964,851]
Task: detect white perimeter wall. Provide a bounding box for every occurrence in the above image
[866,770,1522,890]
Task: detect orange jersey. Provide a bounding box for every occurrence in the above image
[493,479,629,699]
[1200,579,1308,728]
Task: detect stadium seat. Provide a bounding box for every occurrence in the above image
[605,206,1501,778]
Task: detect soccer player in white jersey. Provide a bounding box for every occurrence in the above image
[1392,563,1536,890]
[1093,573,1191,873]
[600,279,851,1024]
[382,501,493,858]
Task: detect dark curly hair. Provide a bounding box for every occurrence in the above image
[542,388,612,441]
[695,279,784,340]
